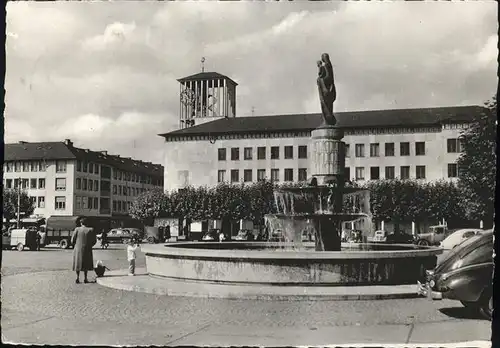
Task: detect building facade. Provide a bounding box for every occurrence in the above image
[159,70,479,192]
[160,108,477,191]
[3,139,164,218]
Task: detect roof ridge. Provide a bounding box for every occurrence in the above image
[159,104,483,138]
[226,104,482,120]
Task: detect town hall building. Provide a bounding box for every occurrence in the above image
[159,70,482,192]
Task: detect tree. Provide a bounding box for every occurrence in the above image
[2,188,35,224]
[457,96,497,223]
[129,188,169,225]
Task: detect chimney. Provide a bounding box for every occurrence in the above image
[64,139,73,147]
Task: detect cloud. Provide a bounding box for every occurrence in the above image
[4,1,498,165]
[476,35,498,68]
[82,22,137,51]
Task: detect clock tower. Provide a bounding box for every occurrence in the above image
[177,66,238,129]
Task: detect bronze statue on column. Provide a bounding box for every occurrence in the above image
[317,53,337,126]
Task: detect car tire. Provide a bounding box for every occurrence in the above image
[479,288,492,321]
[60,239,69,249]
[17,243,24,251]
[417,240,429,246]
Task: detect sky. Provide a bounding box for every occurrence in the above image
[5,1,498,165]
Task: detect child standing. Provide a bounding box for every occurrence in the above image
[127,238,140,276]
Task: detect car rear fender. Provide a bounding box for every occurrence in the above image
[440,263,493,302]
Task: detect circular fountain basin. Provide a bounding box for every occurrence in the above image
[142,242,442,286]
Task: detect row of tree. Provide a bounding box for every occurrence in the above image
[130,179,478,226]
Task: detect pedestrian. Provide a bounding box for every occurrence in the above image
[101,229,108,248]
[35,231,41,251]
[218,230,225,242]
[164,225,171,242]
[127,237,140,276]
[71,217,97,284]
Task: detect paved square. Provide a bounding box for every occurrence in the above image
[1,245,491,346]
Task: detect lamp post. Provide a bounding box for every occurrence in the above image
[17,177,21,228]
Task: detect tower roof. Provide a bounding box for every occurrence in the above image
[177,72,238,86]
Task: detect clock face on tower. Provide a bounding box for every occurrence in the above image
[180,88,196,106]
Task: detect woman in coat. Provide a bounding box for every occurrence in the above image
[71,218,96,283]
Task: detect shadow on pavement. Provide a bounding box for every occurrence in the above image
[97,274,125,278]
[439,306,485,320]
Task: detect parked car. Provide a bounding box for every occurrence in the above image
[368,230,387,242]
[235,229,255,241]
[347,230,363,243]
[417,229,493,320]
[268,229,285,242]
[439,229,483,250]
[385,231,415,244]
[97,228,134,244]
[124,228,143,240]
[202,229,219,242]
[415,224,448,246]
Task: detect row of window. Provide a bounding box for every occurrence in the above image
[5,177,66,191]
[32,196,114,212]
[29,196,46,208]
[216,163,461,183]
[350,163,460,180]
[76,178,99,192]
[5,178,46,190]
[218,168,308,183]
[75,160,164,186]
[113,200,132,212]
[112,185,146,197]
[4,160,67,173]
[351,166,425,180]
[76,161,100,175]
[218,146,308,161]
[350,142,424,158]
[216,139,464,162]
[75,196,99,211]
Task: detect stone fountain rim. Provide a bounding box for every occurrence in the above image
[141,242,443,260]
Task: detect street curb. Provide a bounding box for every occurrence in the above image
[97,269,421,301]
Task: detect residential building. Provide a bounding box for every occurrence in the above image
[3,140,164,218]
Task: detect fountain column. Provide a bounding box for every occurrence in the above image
[311,125,346,251]
[308,52,347,251]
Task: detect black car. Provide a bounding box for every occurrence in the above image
[234,229,255,241]
[417,229,493,320]
[385,231,415,244]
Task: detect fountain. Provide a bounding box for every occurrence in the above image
[139,53,442,295]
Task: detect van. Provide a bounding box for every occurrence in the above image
[6,228,39,251]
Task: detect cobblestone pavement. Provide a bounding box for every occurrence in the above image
[1,245,492,346]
